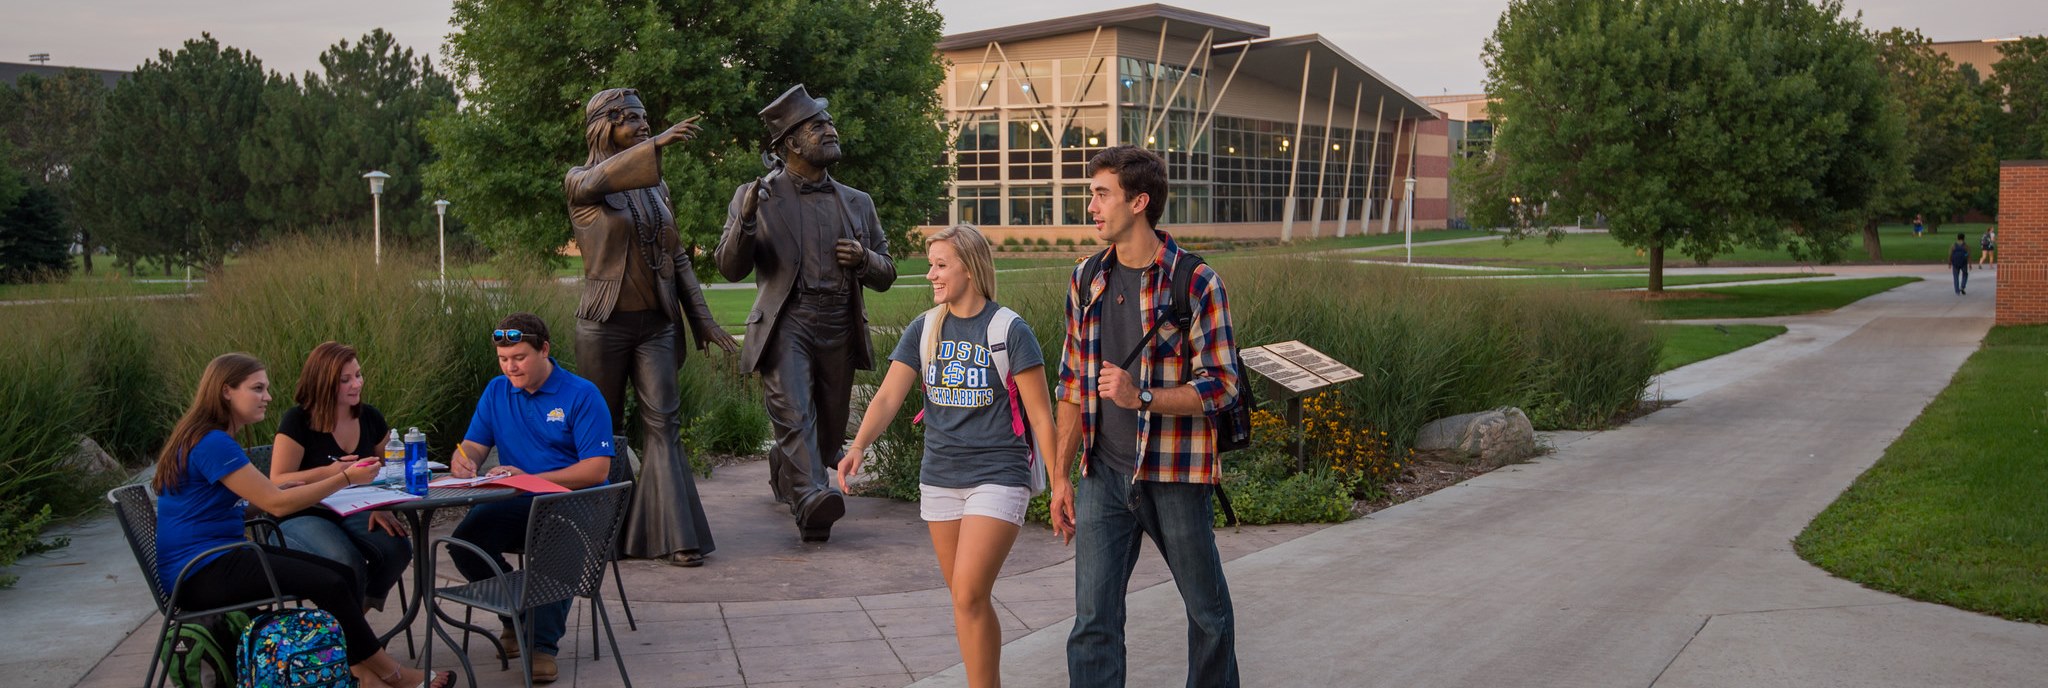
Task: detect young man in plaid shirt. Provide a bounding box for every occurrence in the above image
[1049,145,1241,687]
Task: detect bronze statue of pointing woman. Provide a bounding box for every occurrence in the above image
[565,88,736,565]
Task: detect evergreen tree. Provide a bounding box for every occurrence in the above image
[75,34,266,272]
[0,174,73,283]
[0,70,105,271]
[240,29,457,241]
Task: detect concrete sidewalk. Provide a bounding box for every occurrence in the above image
[48,459,1326,687]
[914,261,2046,685]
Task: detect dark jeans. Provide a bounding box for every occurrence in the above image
[1953,265,1969,293]
[277,510,411,604]
[449,495,571,657]
[577,310,716,556]
[1068,463,1237,688]
[175,545,380,664]
[759,295,858,510]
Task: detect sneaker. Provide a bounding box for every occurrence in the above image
[530,653,559,684]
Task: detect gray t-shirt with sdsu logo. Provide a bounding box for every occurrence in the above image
[888,302,1044,489]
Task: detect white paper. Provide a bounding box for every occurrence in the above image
[320,486,420,516]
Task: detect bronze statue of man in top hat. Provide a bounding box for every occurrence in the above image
[566,87,736,565]
[715,84,895,542]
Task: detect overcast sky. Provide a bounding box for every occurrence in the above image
[5,1,2045,96]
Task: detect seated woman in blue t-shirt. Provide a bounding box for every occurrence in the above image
[153,352,453,688]
[267,341,411,611]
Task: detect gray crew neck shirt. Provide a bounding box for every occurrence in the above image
[1092,261,1148,477]
[888,302,1045,489]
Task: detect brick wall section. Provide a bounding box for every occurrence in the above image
[1996,161,2048,325]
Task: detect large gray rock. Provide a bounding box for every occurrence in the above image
[1415,407,1537,467]
[61,437,122,478]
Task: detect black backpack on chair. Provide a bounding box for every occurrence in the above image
[1081,249,1256,524]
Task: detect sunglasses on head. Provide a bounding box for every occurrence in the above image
[492,329,525,344]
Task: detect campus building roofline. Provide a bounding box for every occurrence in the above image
[938,3,1269,51]
[0,62,128,89]
[1211,33,1438,123]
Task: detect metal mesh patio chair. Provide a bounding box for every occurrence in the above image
[424,481,635,688]
[108,483,298,688]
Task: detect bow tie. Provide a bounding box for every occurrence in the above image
[797,178,835,195]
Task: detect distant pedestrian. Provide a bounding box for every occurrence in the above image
[1913,214,1925,238]
[1950,233,1970,295]
[1979,226,1997,268]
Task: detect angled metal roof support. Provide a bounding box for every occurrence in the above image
[1380,118,1404,235]
[1362,96,1385,233]
[1144,28,1215,147]
[1145,20,1170,137]
[1187,42,1251,152]
[1311,66,1338,239]
[1335,86,1368,239]
[991,41,1060,167]
[1280,50,1313,243]
[1052,26,1107,149]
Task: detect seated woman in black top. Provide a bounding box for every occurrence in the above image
[268,341,412,610]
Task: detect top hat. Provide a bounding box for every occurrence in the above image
[759,84,830,149]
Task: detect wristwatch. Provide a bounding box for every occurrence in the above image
[1137,388,1153,412]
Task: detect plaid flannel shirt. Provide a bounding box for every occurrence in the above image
[1055,230,1239,484]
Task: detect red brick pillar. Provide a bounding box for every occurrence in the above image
[1996,161,2048,325]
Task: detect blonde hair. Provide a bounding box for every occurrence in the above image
[926,224,997,302]
[920,225,1000,356]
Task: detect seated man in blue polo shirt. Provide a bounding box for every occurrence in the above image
[448,312,613,684]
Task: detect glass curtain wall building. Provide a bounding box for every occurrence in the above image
[930,5,1446,241]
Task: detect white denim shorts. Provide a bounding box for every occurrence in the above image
[919,483,1031,525]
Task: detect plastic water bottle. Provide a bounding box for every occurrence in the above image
[404,427,430,496]
[382,430,405,487]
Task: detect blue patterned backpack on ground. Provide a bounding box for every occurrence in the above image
[236,609,356,687]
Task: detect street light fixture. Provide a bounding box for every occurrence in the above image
[434,199,450,287]
[1403,173,1417,264]
[363,170,390,265]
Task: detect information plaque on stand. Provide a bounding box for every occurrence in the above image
[1239,340,1361,465]
[1241,340,1361,393]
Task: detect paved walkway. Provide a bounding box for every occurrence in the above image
[36,461,1323,687]
[20,259,2038,687]
[912,264,2048,686]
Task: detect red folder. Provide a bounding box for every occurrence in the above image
[494,474,569,494]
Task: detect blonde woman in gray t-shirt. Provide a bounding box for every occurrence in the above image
[839,224,1057,687]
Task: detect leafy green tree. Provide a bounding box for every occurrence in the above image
[1460,0,1902,290]
[75,34,266,272]
[240,29,457,240]
[1989,36,2048,161]
[1861,28,1996,259]
[427,0,950,266]
[0,70,107,272]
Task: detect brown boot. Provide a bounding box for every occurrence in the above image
[530,653,559,684]
[497,626,520,659]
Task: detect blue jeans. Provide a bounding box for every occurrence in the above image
[278,510,412,604]
[1068,463,1238,688]
[1954,265,1969,293]
[449,495,571,657]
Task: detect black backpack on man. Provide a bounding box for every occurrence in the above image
[1081,249,1254,524]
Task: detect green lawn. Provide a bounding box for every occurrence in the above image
[1794,325,2048,623]
[1478,272,1826,291]
[1646,277,1920,320]
[1654,324,1787,373]
[1399,223,1989,269]
[1241,228,1496,256]
[0,277,197,301]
